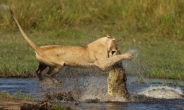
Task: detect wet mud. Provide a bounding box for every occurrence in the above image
[46,91,74,101]
[21,100,52,110]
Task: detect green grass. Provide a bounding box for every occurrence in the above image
[0,28,184,80]
[15,91,32,100]
[1,0,184,37]
[122,33,184,80]
[51,105,67,110]
[0,0,184,80]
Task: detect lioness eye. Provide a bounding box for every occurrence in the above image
[111,51,116,55]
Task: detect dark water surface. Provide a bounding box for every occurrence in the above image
[0,76,183,110]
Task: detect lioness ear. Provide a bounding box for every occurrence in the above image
[106,34,115,40]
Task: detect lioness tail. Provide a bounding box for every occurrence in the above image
[9,8,39,52]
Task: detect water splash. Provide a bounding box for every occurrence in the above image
[122,49,143,75]
[38,70,128,102]
[137,86,183,99]
[128,49,139,59]
[77,76,127,102]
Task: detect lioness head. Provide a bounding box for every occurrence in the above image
[106,35,119,57]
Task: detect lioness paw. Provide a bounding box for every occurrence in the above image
[123,53,133,60]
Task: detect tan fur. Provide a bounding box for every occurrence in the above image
[9,8,132,81]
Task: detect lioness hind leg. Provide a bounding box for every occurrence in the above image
[46,66,63,84]
[36,63,47,80]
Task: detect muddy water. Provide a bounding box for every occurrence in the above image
[0,76,184,110]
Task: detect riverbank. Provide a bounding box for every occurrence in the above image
[0,0,184,80]
[0,92,71,110]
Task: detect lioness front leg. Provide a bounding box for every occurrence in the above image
[95,53,132,70]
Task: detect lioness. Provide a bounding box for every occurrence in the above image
[8,7,132,81]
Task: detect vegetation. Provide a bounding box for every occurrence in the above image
[15,91,32,100]
[0,0,184,80]
[51,105,67,110]
[0,91,66,110]
[0,91,14,99]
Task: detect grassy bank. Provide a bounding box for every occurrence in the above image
[0,29,184,80]
[0,0,184,80]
